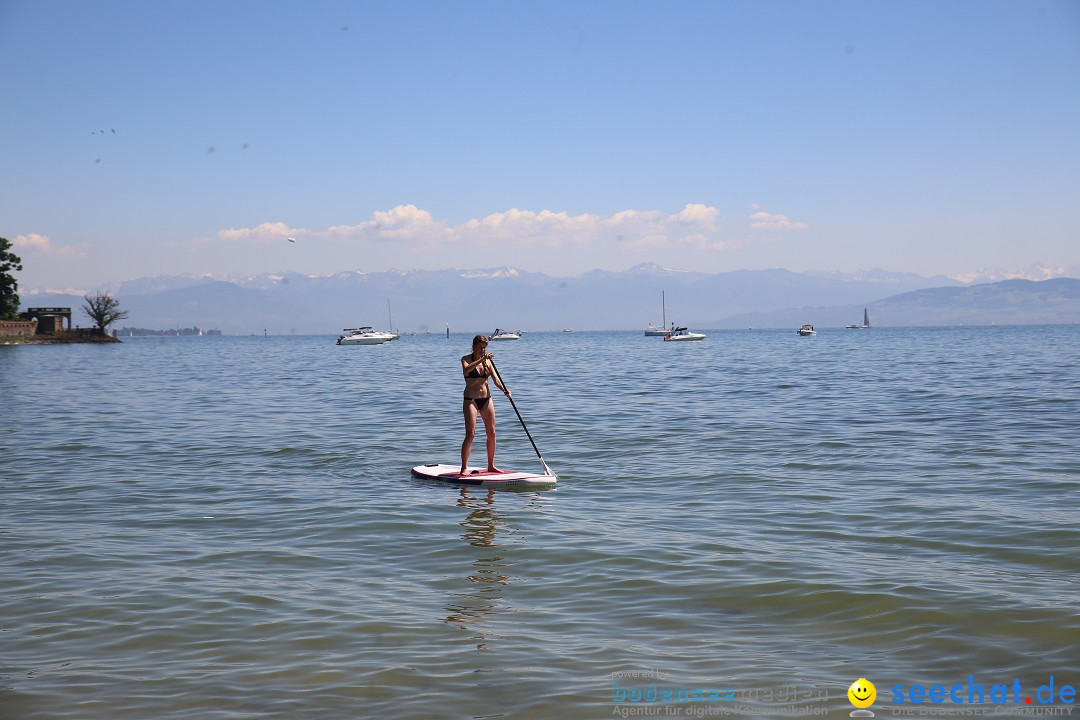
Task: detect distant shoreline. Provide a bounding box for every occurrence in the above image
[1,334,121,346]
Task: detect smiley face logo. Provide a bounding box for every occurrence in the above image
[848,678,876,708]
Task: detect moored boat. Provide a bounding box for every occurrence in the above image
[846,308,871,329]
[490,328,521,341]
[383,300,400,339]
[337,326,394,345]
[644,291,670,335]
[664,327,706,341]
[797,324,816,336]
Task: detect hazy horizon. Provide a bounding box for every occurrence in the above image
[16,260,1080,298]
[16,262,1080,335]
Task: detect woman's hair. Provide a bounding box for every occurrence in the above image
[472,334,489,350]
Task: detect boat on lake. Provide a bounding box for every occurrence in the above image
[797,324,816,336]
[337,326,394,345]
[664,327,707,341]
[645,291,670,335]
[490,328,521,341]
[846,308,871,329]
[381,300,400,340]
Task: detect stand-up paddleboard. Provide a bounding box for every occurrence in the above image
[415,360,557,489]
[411,463,557,487]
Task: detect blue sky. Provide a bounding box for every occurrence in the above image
[2,0,1078,291]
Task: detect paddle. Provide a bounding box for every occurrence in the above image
[487,359,556,477]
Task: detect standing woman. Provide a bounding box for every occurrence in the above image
[461,334,511,474]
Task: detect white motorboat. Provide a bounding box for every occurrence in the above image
[797,324,816,336]
[490,328,521,341]
[664,326,706,341]
[337,326,394,345]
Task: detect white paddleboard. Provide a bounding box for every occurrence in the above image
[411,463,557,487]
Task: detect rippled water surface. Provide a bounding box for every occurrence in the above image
[3,327,1079,719]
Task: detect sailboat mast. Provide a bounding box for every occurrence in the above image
[662,291,666,328]
[387,299,393,333]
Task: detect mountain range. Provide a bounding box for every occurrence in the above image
[19,263,1080,333]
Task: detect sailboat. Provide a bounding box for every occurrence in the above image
[384,299,399,340]
[846,308,871,329]
[646,290,706,340]
[645,291,670,336]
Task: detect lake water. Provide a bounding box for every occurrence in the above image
[2,326,1079,719]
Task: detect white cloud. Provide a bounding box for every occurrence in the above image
[14,233,88,258]
[603,210,667,248]
[325,204,449,243]
[14,233,51,250]
[626,234,669,250]
[603,209,665,228]
[669,203,720,231]
[748,211,808,231]
[459,208,599,246]
[216,221,306,244]
[208,203,748,256]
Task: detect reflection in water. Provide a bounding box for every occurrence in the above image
[445,488,514,650]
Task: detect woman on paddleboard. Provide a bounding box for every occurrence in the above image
[461,334,511,474]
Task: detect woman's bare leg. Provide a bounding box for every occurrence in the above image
[479,401,501,472]
[460,399,478,474]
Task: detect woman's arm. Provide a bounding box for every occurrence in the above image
[462,353,491,374]
[486,360,510,394]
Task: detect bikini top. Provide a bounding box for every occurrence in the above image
[467,368,487,379]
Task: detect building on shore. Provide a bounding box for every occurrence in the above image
[19,307,72,334]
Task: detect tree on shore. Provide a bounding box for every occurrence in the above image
[0,236,22,320]
[83,291,129,334]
